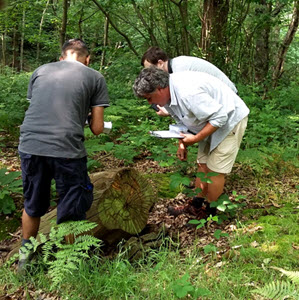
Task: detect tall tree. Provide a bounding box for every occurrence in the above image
[37,0,50,60]
[254,0,272,83]
[200,0,229,66]
[272,0,299,87]
[60,0,69,48]
[169,0,190,55]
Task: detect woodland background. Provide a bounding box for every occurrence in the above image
[0,0,298,299]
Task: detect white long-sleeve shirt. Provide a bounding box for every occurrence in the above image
[170,56,238,94]
[164,71,249,152]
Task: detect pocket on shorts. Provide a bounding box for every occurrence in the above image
[76,182,94,217]
[20,152,36,176]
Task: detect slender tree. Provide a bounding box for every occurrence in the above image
[272,0,299,87]
[60,0,69,48]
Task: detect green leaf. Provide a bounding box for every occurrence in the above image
[206,172,219,177]
[217,204,227,212]
[203,244,217,254]
[0,194,16,214]
[188,219,201,225]
[214,229,229,239]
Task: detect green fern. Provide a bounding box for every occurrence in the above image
[12,221,102,287]
[39,221,102,287]
[252,267,299,300]
[271,267,299,285]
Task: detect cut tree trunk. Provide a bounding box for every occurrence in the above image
[8,168,156,258]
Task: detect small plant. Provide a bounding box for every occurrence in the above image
[171,272,211,299]
[12,221,102,288]
[252,267,299,299]
[0,168,22,214]
[210,193,245,216]
[203,243,217,254]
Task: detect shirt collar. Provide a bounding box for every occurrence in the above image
[168,74,178,106]
[168,59,173,73]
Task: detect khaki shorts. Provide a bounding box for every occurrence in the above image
[197,117,248,174]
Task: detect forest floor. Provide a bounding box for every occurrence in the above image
[0,132,298,299]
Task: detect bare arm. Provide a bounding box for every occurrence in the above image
[180,122,218,146]
[176,122,218,161]
[89,106,104,135]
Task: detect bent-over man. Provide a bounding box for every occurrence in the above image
[133,67,249,217]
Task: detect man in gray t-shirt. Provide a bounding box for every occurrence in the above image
[18,39,109,272]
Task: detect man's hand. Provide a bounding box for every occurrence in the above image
[180,133,197,146]
[177,140,188,161]
[156,105,170,117]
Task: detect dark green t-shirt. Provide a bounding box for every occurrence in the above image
[19,60,109,158]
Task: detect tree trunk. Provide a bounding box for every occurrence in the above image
[200,0,229,65]
[1,32,6,67]
[91,0,139,57]
[254,0,271,83]
[60,0,69,49]
[170,0,190,55]
[131,0,158,46]
[20,8,26,72]
[8,168,156,258]
[37,0,50,61]
[100,16,109,71]
[12,26,20,71]
[272,0,299,87]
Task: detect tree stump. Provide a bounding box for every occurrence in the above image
[8,167,156,258]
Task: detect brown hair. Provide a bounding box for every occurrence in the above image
[141,46,169,66]
[61,39,89,58]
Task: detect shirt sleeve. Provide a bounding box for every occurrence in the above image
[187,91,228,128]
[91,76,110,107]
[27,71,37,101]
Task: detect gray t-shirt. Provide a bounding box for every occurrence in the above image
[170,56,238,93]
[19,60,109,158]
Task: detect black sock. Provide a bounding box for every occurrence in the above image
[206,202,217,216]
[191,197,205,208]
[21,239,31,247]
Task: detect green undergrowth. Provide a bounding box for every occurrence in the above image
[1,202,298,299]
[1,167,298,299]
[0,216,20,241]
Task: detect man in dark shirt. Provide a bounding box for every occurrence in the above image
[18,39,109,271]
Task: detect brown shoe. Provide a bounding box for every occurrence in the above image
[168,201,203,217]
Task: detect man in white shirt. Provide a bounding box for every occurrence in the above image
[133,67,249,217]
[141,47,237,117]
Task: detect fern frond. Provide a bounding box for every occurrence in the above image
[56,220,97,237]
[271,267,299,285]
[252,280,299,300]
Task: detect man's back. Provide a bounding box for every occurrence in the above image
[171,56,237,93]
[19,60,109,158]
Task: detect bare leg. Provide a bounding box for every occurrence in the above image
[206,172,225,203]
[22,209,40,239]
[195,163,225,203]
[195,163,209,197]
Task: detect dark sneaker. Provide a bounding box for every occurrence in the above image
[17,248,34,275]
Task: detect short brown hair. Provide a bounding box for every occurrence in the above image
[141,46,169,66]
[61,39,89,58]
